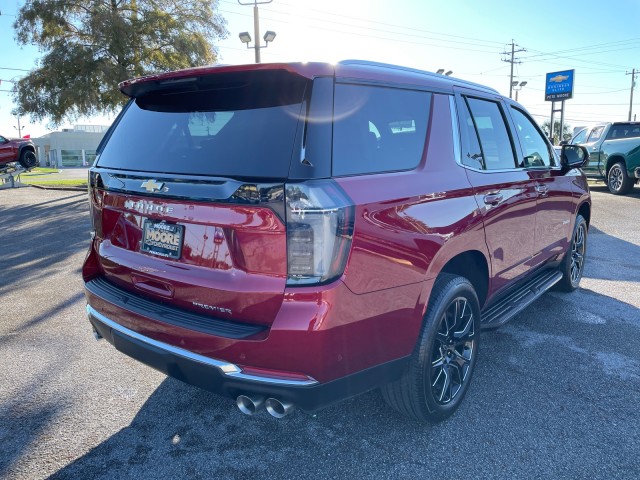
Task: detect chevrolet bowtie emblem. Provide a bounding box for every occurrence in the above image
[141,179,165,193]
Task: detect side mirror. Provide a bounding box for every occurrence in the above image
[561,144,589,169]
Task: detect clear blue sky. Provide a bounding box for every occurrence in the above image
[1,0,639,137]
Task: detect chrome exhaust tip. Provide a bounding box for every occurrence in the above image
[236,395,265,415]
[265,398,295,418]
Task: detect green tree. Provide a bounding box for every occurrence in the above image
[12,0,228,124]
[541,120,572,145]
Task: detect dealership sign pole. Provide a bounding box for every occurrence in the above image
[545,70,575,144]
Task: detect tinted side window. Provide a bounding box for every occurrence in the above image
[587,126,605,142]
[571,128,588,144]
[510,107,555,167]
[457,99,484,169]
[465,97,517,170]
[333,84,430,176]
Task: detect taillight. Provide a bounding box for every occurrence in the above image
[88,171,104,238]
[285,180,354,286]
[84,171,105,282]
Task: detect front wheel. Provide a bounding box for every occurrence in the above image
[381,274,480,422]
[556,214,588,292]
[18,150,38,170]
[607,161,633,195]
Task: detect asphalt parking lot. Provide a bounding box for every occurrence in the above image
[1,184,639,479]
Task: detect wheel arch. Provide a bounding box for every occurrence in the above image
[576,201,591,228]
[437,250,489,309]
[18,143,36,157]
[605,154,626,174]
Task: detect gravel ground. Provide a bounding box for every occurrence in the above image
[0,184,638,480]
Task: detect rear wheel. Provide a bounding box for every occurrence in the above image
[607,161,633,195]
[381,274,480,422]
[18,150,37,170]
[556,214,587,292]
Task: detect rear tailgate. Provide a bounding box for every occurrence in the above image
[89,67,313,327]
[91,176,286,326]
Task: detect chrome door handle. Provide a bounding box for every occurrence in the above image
[483,193,503,205]
[535,185,550,196]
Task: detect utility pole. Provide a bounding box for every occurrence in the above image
[627,69,637,121]
[501,40,526,99]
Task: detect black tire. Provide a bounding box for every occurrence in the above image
[555,214,587,292]
[607,161,633,195]
[381,273,480,422]
[18,150,38,170]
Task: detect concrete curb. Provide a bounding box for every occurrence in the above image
[28,184,88,192]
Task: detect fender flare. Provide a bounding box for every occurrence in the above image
[17,142,36,160]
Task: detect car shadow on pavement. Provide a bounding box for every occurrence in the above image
[588,183,640,199]
[0,192,91,297]
[585,225,640,284]
[47,282,640,479]
[0,360,70,477]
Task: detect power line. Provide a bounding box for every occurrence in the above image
[522,38,640,59]
[220,0,506,48]
[528,112,627,123]
[524,47,631,70]
[218,7,503,54]
[221,1,637,75]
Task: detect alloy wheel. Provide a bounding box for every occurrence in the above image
[570,222,586,284]
[429,297,476,405]
[608,165,623,192]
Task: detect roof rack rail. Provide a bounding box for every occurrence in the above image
[338,59,499,94]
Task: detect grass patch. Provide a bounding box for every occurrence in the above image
[21,178,87,187]
[29,167,60,173]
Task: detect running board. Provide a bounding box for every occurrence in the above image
[480,270,563,329]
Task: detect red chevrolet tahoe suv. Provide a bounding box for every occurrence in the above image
[83,61,590,422]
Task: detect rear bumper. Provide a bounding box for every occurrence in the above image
[87,305,409,412]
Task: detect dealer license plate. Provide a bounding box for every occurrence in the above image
[140,220,184,260]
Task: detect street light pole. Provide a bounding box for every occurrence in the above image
[15,116,22,138]
[253,3,260,63]
[513,81,527,102]
[238,0,273,64]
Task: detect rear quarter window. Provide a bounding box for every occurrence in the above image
[332,84,431,176]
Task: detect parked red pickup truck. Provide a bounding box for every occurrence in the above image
[0,134,38,170]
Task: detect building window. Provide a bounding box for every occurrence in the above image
[84,150,97,166]
[61,149,83,167]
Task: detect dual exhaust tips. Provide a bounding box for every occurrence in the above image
[236,394,294,418]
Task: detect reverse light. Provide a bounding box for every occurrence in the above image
[285,180,354,286]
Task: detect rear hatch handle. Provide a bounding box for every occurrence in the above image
[131,275,175,298]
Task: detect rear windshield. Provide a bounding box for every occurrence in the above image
[607,124,640,140]
[98,71,307,178]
